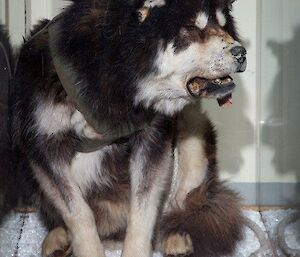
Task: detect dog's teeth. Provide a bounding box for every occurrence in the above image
[216,79,221,84]
[226,78,232,83]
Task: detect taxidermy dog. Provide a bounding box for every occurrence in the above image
[0,0,247,256]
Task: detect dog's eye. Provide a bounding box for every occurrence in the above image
[185,22,197,30]
[228,0,236,11]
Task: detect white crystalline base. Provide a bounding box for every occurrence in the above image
[0,210,299,257]
[0,212,48,257]
[261,209,300,257]
[228,210,266,257]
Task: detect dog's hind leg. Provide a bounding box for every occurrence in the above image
[174,104,211,209]
[158,105,243,257]
[33,165,106,257]
[121,115,174,257]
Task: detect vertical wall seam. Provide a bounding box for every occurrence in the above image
[255,0,263,208]
[5,0,9,25]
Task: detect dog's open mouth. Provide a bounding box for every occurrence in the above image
[187,76,236,107]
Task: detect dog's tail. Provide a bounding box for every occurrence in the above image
[0,24,17,221]
[160,179,244,257]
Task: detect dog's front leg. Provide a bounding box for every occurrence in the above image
[122,115,174,257]
[33,165,105,257]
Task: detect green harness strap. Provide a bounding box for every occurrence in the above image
[48,15,154,153]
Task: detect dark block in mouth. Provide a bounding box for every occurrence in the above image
[205,79,236,95]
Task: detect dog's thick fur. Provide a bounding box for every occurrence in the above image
[0,25,15,221]
[1,1,246,256]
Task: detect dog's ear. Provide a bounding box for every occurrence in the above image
[136,0,166,22]
[227,0,236,11]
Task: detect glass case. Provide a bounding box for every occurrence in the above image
[0,0,299,256]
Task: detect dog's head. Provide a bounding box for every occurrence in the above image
[131,0,247,115]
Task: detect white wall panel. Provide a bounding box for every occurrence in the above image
[29,0,71,26]
[7,0,25,45]
[29,0,52,27]
[0,0,6,24]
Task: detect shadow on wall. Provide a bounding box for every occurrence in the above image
[262,27,300,207]
[201,69,254,175]
[218,40,255,175]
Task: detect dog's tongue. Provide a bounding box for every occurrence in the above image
[217,94,233,107]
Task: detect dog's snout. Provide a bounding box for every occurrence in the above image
[230,46,247,72]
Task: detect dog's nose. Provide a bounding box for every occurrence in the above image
[230,46,247,72]
[230,46,247,57]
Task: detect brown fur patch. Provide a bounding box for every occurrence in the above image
[207,27,235,44]
[91,199,129,239]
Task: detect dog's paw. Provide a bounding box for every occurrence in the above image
[42,227,72,257]
[161,233,194,257]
